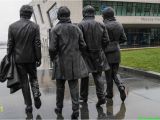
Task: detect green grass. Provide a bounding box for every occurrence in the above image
[121,48,160,73]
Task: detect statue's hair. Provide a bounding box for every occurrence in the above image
[20,5,33,19]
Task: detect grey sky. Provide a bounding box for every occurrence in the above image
[0,0,31,42]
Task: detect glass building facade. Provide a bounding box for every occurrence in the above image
[83,0,160,16]
[83,0,160,47]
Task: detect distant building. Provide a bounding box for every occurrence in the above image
[31,0,160,48]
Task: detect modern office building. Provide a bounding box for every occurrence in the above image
[31,0,160,48]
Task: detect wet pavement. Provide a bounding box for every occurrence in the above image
[1,70,160,119]
[0,48,160,119]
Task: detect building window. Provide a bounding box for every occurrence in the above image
[121,2,127,16]
[152,4,158,16]
[144,3,151,16]
[83,0,91,7]
[158,5,160,16]
[37,4,44,24]
[91,1,101,15]
[135,3,142,16]
[116,2,123,15]
[126,2,133,16]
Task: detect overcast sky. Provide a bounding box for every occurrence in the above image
[0,0,31,42]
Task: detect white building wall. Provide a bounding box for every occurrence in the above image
[96,16,160,26]
[59,0,83,23]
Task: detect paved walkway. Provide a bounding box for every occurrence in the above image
[0,69,160,119]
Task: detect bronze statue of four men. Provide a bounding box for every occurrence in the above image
[7,4,127,120]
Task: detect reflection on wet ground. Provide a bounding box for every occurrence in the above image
[1,69,160,119]
[0,48,160,119]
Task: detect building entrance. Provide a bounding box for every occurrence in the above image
[124,28,160,48]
